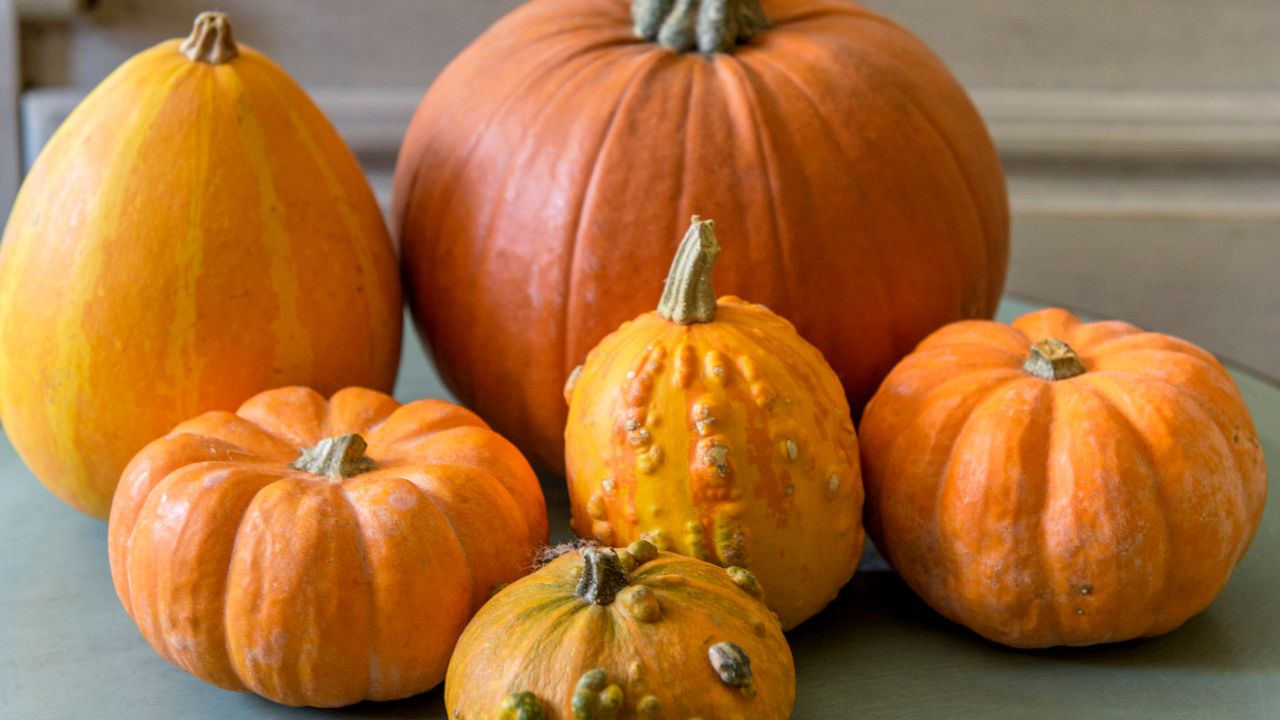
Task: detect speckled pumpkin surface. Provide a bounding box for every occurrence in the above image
[860,307,1268,648]
[108,386,547,707]
[564,219,865,629]
[445,542,795,720]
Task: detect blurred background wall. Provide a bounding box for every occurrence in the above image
[2,0,1277,377]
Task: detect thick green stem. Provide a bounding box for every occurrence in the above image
[180,11,239,65]
[1023,338,1087,381]
[657,216,720,325]
[291,434,377,479]
[575,547,630,605]
[633,0,768,54]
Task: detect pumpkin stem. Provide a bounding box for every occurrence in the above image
[575,547,630,606]
[1023,338,1087,381]
[291,434,377,479]
[633,0,768,54]
[180,11,239,65]
[657,216,720,325]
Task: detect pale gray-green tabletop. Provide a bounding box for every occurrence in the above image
[2,297,1276,718]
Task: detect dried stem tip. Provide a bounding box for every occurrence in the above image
[291,434,377,479]
[181,11,239,65]
[575,547,631,605]
[658,216,720,325]
[1023,338,1087,381]
[633,0,769,54]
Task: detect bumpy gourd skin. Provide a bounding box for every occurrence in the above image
[445,544,796,720]
[108,386,547,707]
[860,308,1268,648]
[0,14,401,517]
[566,297,865,629]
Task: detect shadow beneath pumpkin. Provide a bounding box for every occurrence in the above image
[326,688,446,717]
[1029,611,1259,671]
[785,569,1273,718]
[790,569,1269,680]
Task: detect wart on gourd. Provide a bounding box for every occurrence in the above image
[726,566,764,599]
[572,669,624,720]
[497,691,546,720]
[713,511,749,566]
[708,641,756,698]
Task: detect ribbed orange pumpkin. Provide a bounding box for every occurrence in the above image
[393,0,1008,474]
[565,218,864,629]
[0,12,401,517]
[108,386,547,707]
[860,308,1268,648]
[445,541,795,720]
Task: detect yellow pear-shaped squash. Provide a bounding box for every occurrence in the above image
[0,12,402,517]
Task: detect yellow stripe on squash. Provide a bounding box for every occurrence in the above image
[0,13,402,517]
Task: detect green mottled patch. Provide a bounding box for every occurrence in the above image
[498,690,545,720]
[636,694,662,718]
[713,513,748,567]
[572,668,624,720]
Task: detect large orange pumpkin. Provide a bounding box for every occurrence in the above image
[393,0,1008,473]
[859,308,1267,647]
[445,541,795,720]
[0,12,402,517]
[108,386,547,707]
[564,218,864,629]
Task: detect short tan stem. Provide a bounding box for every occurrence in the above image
[291,434,376,479]
[657,216,720,324]
[1023,338,1086,381]
[180,11,239,65]
[575,547,630,605]
[633,0,768,54]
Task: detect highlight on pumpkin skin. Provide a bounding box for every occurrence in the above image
[859,308,1268,648]
[444,540,795,720]
[107,386,547,707]
[564,216,866,630]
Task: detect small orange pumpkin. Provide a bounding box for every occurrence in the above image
[445,541,795,720]
[0,12,402,517]
[859,308,1267,647]
[564,217,864,629]
[108,386,547,707]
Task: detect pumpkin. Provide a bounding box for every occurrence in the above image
[107,385,548,707]
[445,540,795,720]
[564,217,864,630]
[859,307,1268,648]
[0,11,401,517]
[393,0,1008,474]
